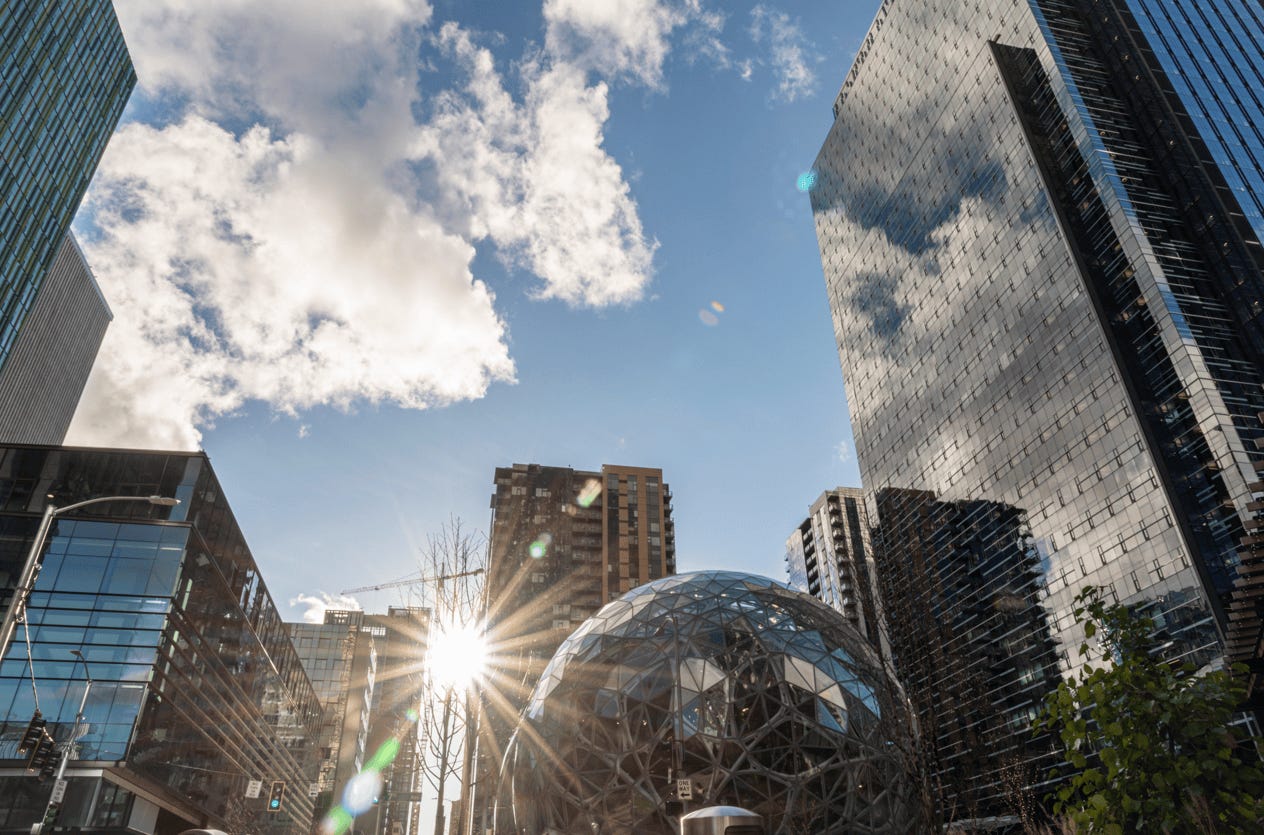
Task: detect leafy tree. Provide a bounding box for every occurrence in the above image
[1034,586,1264,833]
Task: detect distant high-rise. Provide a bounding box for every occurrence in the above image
[470,463,676,832]
[811,0,1264,822]
[784,487,882,646]
[289,607,429,835]
[0,233,111,443]
[0,1,134,369]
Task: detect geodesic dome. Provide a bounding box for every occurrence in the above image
[494,571,920,834]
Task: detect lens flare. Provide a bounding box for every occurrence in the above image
[699,309,719,326]
[342,770,382,815]
[577,479,602,508]
[529,532,553,558]
[320,808,354,835]
[711,300,725,313]
[321,736,403,834]
[428,620,489,690]
[796,169,818,192]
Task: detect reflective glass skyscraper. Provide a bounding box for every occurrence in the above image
[811,0,1264,822]
[0,1,134,368]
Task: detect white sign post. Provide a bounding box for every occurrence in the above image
[246,779,263,799]
[675,778,693,801]
[49,780,67,804]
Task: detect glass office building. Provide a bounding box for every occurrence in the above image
[0,1,134,370]
[811,0,1264,822]
[0,445,321,835]
[0,233,112,444]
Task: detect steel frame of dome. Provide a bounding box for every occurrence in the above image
[494,571,921,834]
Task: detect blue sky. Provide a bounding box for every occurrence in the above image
[68,0,881,623]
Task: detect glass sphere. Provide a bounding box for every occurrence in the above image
[495,571,921,834]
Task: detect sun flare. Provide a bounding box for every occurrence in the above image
[427,621,489,690]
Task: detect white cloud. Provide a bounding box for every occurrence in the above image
[113,0,433,132]
[543,0,733,87]
[836,440,852,464]
[69,1,670,447]
[679,1,731,70]
[544,0,686,88]
[416,24,657,307]
[70,116,514,449]
[749,5,816,101]
[290,592,363,624]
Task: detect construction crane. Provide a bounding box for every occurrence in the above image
[340,567,484,596]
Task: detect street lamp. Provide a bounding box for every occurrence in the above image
[0,494,181,663]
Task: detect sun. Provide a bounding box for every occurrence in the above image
[427,620,489,690]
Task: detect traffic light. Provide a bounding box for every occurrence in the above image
[267,781,285,812]
[26,730,59,778]
[17,711,46,755]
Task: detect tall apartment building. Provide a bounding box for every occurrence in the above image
[0,234,111,443]
[289,607,429,835]
[784,487,882,646]
[470,463,676,832]
[0,1,134,369]
[0,444,320,834]
[811,0,1264,822]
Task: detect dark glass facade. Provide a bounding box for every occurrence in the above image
[0,445,320,834]
[811,0,1264,822]
[1119,0,1264,246]
[870,489,1062,821]
[0,1,134,369]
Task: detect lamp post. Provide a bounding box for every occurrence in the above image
[31,649,95,834]
[0,495,181,667]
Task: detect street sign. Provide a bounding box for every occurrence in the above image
[676,779,693,800]
[49,780,67,804]
[246,780,263,798]
[309,782,319,797]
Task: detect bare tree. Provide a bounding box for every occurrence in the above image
[415,519,486,835]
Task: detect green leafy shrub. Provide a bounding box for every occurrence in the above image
[1033,587,1263,834]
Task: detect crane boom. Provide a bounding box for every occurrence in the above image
[341,567,484,595]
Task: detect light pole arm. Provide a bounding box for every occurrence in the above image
[0,503,56,667]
